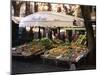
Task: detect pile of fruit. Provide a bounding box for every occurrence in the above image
[43,44,88,61]
[42,35,89,62]
[12,42,45,56]
[47,46,68,58]
[12,38,53,56]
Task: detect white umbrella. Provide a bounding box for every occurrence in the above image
[12,16,23,24]
[19,11,84,28]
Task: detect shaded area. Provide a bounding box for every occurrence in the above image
[12,56,69,75]
[12,56,96,75]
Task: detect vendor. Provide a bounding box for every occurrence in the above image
[52,31,56,40]
[72,31,79,42]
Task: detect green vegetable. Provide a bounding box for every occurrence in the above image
[39,38,53,49]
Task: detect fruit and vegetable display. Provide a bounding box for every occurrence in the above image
[41,34,89,62]
[12,43,45,56]
[43,44,88,61]
[12,34,89,62]
[12,38,53,56]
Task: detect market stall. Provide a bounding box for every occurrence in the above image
[12,11,89,68]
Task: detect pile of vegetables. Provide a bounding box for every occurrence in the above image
[12,38,53,56]
[42,35,88,62]
[39,38,53,50]
[12,34,88,60]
